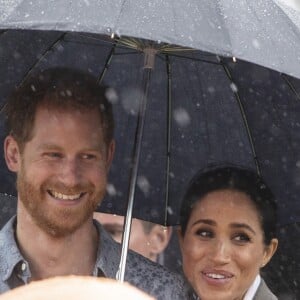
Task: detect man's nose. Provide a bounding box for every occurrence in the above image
[58,158,81,186]
[209,239,231,264]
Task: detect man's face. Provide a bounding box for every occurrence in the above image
[11,106,113,237]
[94,213,153,259]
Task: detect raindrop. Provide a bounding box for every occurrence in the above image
[106,183,117,196]
[230,82,238,93]
[169,172,175,178]
[83,0,90,5]
[41,10,45,15]
[30,84,36,92]
[207,86,215,94]
[252,39,261,50]
[66,89,72,97]
[137,175,150,196]
[167,206,173,215]
[173,108,191,127]
[105,87,119,104]
[296,161,300,168]
[13,51,21,59]
[121,87,142,116]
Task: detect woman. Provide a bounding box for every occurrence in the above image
[178,166,278,300]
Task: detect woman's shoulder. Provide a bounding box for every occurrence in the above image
[254,279,278,300]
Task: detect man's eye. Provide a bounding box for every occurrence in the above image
[110,229,123,238]
[81,154,96,160]
[46,152,62,158]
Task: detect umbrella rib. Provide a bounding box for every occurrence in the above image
[96,40,118,85]
[164,55,172,226]
[281,74,300,101]
[221,62,262,175]
[0,32,66,113]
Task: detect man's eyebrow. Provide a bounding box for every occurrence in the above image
[37,143,63,151]
[37,143,103,152]
[230,223,256,235]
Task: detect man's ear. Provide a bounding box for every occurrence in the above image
[148,225,172,258]
[105,139,115,172]
[4,135,21,172]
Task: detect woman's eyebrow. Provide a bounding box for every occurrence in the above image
[230,223,256,235]
[191,219,216,227]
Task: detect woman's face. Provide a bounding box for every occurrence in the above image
[178,189,277,300]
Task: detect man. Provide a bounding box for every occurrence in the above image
[0,68,188,299]
[93,212,172,263]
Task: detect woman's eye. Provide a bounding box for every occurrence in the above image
[195,229,213,238]
[233,234,251,243]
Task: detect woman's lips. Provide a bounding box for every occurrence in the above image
[201,269,234,286]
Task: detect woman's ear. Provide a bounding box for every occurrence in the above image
[262,238,278,268]
[4,135,21,172]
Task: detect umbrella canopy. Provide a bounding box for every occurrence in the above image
[1,0,300,78]
[0,30,299,227]
[1,0,300,227]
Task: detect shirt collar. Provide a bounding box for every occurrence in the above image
[243,274,261,300]
[0,216,26,281]
[93,220,121,279]
[0,217,122,281]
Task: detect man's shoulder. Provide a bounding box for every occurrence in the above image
[125,250,189,299]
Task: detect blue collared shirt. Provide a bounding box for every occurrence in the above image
[0,216,189,299]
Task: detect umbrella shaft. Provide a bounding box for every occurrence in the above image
[117,67,153,282]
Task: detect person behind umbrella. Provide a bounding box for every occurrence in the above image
[0,67,189,300]
[178,166,279,300]
[93,212,172,263]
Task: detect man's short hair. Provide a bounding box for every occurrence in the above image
[4,67,114,152]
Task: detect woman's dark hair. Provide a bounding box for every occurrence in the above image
[180,165,277,245]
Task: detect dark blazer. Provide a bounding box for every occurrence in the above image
[254,279,277,300]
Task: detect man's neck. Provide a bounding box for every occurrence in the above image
[16,206,99,281]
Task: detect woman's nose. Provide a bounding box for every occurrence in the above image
[209,239,231,264]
